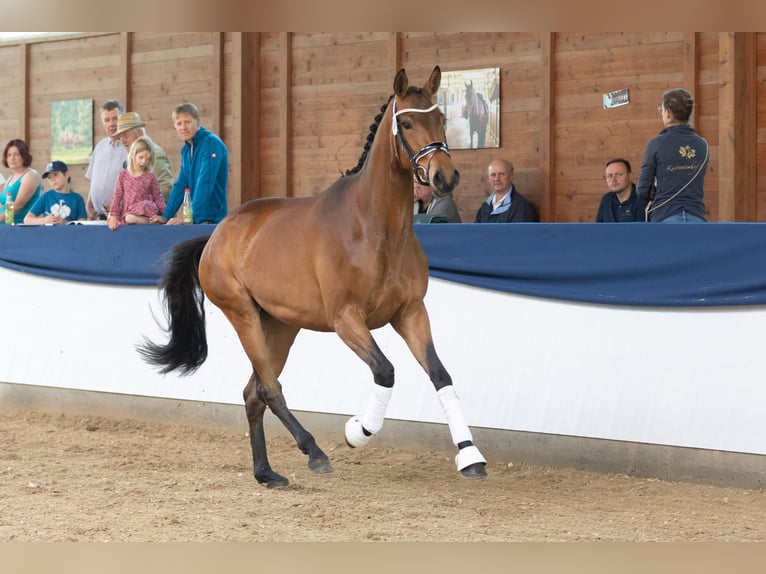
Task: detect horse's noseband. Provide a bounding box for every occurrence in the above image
[392,99,451,186]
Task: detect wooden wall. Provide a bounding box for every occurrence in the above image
[1,32,764,223]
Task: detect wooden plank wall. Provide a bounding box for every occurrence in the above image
[1,32,765,223]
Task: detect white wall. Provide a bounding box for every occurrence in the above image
[3,266,765,456]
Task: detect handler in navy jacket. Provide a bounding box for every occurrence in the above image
[152,102,228,225]
[636,88,708,223]
[474,158,538,223]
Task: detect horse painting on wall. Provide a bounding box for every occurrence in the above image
[51,99,94,165]
[437,67,500,150]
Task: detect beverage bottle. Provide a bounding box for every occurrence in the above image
[182,188,193,224]
[5,192,14,226]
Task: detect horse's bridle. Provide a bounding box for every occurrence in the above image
[392,99,451,186]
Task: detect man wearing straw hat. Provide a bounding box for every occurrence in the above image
[114,111,173,201]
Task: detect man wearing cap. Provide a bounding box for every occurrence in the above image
[24,160,87,224]
[114,111,173,201]
[85,99,127,220]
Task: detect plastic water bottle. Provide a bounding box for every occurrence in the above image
[5,192,14,225]
[182,188,193,224]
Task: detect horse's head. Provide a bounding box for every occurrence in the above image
[391,66,460,196]
[464,81,476,110]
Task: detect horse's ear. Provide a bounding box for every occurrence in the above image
[394,68,408,98]
[425,65,441,97]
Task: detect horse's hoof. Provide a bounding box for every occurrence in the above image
[460,462,487,479]
[256,471,290,489]
[309,454,333,474]
[455,444,487,472]
[344,415,371,448]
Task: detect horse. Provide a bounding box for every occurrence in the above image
[138,66,487,488]
[462,80,489,149]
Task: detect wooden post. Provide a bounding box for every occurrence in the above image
[120,32,131,109]
[540,32,553,222]
[212,32,223,136]
[19,42,29,143]
[231,33,260,206]
[718,32,756,221]
[279,32,292,198]
[389,32,401,78]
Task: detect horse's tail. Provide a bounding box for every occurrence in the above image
[137,235,211,375]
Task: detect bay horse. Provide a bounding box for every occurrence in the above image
[139,66,487,488]
[462,80,489,149]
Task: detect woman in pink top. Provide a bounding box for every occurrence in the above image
[107,136,166,230]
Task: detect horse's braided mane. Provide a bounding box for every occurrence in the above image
[342,94,395,177]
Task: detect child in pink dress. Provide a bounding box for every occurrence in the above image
[107,136,166,230]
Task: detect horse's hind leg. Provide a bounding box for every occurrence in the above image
[242,373,287,488]
[219,302,332,488]
[259,312,332,475]
[392,303,487,479]
[213,294,332,488]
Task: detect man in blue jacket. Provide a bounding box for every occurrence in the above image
[151,102,228,224]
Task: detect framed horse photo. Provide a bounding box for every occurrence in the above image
[51,99,94,165]
[437,67,500,150]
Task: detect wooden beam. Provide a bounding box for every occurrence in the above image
[120,32,131,109]
[19,42,28,142]
[540,32,553,222]
[231,33,261,206]
[212,32,223,135]
[279,32,292,198]
[388,32,401,78]
[718,32,757,221]
[230,33,244,209]
[682,32,698,118]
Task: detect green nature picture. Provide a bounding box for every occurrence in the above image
[51,99,93,165]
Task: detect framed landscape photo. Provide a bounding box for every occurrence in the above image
[438,67,500,150]
[51,99,93,165]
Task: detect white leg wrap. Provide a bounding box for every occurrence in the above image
[345,384,393,448]
[437,385,473,446]
[344,416,369,448]
[455,445,487,471]
[361,384,393,435]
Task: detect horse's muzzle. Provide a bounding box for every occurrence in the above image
[432,169,460,196]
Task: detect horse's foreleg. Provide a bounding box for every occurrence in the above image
[335,307,395,448]
[392,303,487,479]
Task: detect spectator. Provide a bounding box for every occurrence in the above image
[150,102,228,225]
[107,137,166,230]
[474,158,538,223]
[85,99,127,220]
[413,175,461,223]
[595,158,647,222]
[24,161,87,224]
[114,111,173,201]
[637,88,709,222]
[0,139,42,224]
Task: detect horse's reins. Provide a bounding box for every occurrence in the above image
[392,100,451,186]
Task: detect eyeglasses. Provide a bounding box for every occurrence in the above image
[657,106,664,114]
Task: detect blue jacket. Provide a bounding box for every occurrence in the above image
[164,126,228,223]
[636,124,708,222]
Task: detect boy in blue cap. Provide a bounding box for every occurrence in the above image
[24,160,88,224]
